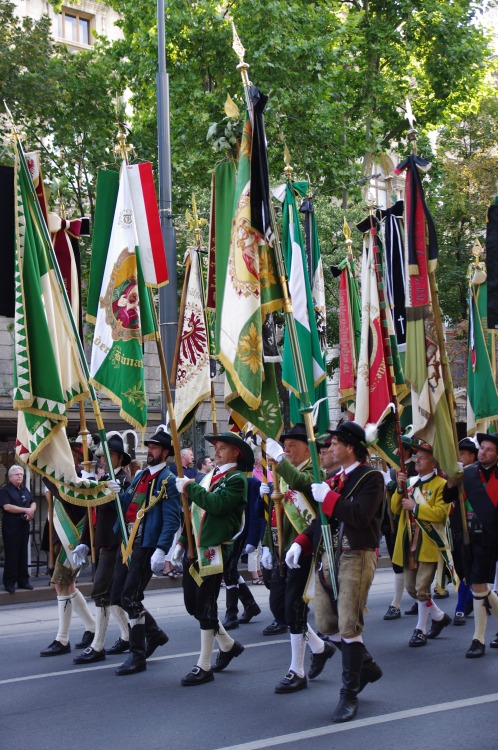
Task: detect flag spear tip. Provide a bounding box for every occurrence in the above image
[114,126,133,162]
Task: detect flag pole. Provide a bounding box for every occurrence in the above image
[10,127,127,546]
[230,23,337,597]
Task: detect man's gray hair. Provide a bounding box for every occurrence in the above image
[8,465,24,478]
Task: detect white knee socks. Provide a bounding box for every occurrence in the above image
[197,629,215,671]
[55,595,73,645]
[289,633,306,678]
[71,589,95,632]
[111,605,129,641]
[91,606,110,652]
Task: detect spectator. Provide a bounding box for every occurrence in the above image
[0,465,36,593]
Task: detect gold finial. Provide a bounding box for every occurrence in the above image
[343,218,354,262]
[469,237,486,285]
[283,144,293,181]
[224,92,240,120]
[405,98,418,155]
[472,237,483,261]
[366,191,375,214]
[185,193,207,245]
[114,126,134,162]
[232,21,250,86]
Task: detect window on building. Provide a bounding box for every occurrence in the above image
[57,8,93,46]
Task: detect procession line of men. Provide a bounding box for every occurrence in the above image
[33,423,498,726]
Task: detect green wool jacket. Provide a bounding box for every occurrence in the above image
[263,458,324,553]
[180,468,247,550]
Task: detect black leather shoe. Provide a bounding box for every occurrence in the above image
[213,640,244,672]
[73,647,106,664]
[332,695,358,723]
[145,629,168,659]
[238,602,261,624]
[383,605,401,621]
[222,614,239,631]
[75,630,94,649]
[5,587,15,593]
[308,640,336,679]
[181,666,214,686]
[40,640,71,657]
[453,611,466,626]
[404,602,418,616]
[409,629,427,647]
[466,639,485,658]
[263,620,288,636]
[275,670,307,693]
[18,584,34,590]
[490,633,498,649]
[427,612,452,639]
[105,637,130,655]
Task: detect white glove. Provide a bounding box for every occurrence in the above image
[81,469,96,480]
[107,479,121,493]
[176,477,193,494]
[260,546,273,570]
[311,481,331,503]
[244,543,256,554]
[171,543,185,566]
[380,469,392,486]
[265,438,285,463]
[285,542,302,569]
[72,543,89,567]
[150,548,166,575]
[457,461,464,474]
[259,482,270,497]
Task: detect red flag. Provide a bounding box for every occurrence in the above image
[127,162,168,287]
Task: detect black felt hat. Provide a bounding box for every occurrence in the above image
[476,433,498,450]
[204,432,255,470]
[458,438,478,457]
[144,430,174,456]
[327,421,366,447]
[280,423,310,444]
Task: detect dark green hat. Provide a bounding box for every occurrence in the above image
[204,432,255,470]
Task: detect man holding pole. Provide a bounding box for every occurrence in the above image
[109,429,181,676]
[300,421,384,723]
[172,432,251,686]
[263,424,333,694]
[444,433,498,658]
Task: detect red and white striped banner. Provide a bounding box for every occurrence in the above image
[128,162,168,287]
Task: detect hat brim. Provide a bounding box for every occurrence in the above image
[476,433,498,449]
[412,444,433,455]
[280,431,309,444]
[144,438,174,457]
[205,433,254,468]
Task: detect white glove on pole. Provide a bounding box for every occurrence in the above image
[72,543,89,567]
[259,482,270,497]
[265,438,285,463]
[171,543,185,566]
[176,477,193,494]
[380,469,391,486]
[107,479,121,493]
[311,481,331,504]
[285,542,302,569]
[260,546,273,570]
[244,544,256,554]
[150,548,166,575]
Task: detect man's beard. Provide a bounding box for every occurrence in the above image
[147,453,163,466]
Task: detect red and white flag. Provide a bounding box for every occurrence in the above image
[127,162,168,287]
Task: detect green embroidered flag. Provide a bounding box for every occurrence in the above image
[276,181,329,434]
[13,140,112,506]
[89,161,155,432]
[217,109,284,439]
[467,267,498,433]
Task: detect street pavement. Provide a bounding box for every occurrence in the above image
[1,567,498,750]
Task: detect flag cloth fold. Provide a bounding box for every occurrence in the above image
[276,180,329,434]
[300,196,327,355]
[89,161,156,432]
[396,154,459,479]
[216,90,284,439]
[466,267,498,433]
[173,248,211,434]
[13,140,113,506]
[335,256,361,407]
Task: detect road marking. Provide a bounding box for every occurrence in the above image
[0,640,288,685]
[211,693,498,750]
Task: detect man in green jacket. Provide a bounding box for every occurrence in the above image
[173,432,252,686]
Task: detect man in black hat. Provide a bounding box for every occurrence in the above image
[446,438,479,626]
[171,432,251,686]
[294,421,384,723]
[109,429,181,675]
[73,433,132,664]
[444,432,498,657]
[263,424,333,695]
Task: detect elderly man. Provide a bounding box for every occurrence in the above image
[0,465,36,593]
[444,433,498,657]
[391,442,451,648]
[170,447,197,479]
[173,432,252,686]
[110,429,181,676]
[263,424,332,695]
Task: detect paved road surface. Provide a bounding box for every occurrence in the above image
[1,568,497,750]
